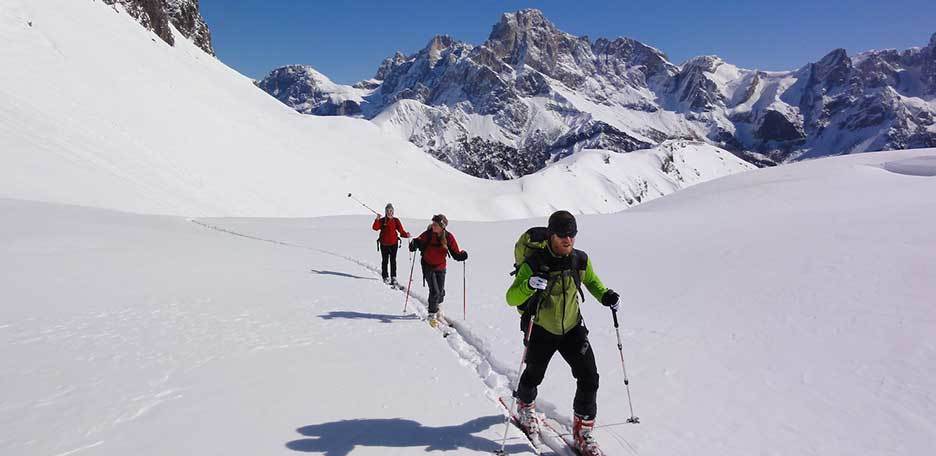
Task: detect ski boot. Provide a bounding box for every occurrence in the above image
[516,400,541,435]
[572,414,604,456]
[428,312,438,328]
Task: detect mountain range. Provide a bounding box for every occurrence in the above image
[258,9,936,178]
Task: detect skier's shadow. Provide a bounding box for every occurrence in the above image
[310,269,376,281]
[285,415,530,455]
[319,311,419,324]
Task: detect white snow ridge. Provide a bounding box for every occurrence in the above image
[1,1,935,456]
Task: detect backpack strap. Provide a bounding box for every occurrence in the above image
[570,249,588,303]
[516,249,550,314]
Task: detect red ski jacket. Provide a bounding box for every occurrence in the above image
[373,217,409,246]
[414,229,465,271]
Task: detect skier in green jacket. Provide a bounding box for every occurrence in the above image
[505,210,619,456]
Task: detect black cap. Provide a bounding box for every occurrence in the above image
[547,210,577,237]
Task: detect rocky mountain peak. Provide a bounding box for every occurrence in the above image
[812,48,852,86]
[493,9,554,35]
[375,52,407,81]
[256,65,367,117]
[422,35,465,67]
[593,37,672,66]
[682,55,725,72]
[103,0,213,55]
[486,9,561,60]
[164,0,213,54]
[426,35,457,51]
[485,9,593,88]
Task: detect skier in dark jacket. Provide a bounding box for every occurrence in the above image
[505,210,619,456]
[408,214,467,326]
[372,203,410,286]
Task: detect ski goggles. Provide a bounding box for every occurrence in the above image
[553,227,577,238]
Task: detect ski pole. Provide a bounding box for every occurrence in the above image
[497,306,539,456]
[347,193,381,216]
[403,250,417,314]
[496,280,553,456]
[612,309,640,424]
[462,261,467,320]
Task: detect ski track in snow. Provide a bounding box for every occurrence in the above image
[51,440,104,456]
[189,219,633,455]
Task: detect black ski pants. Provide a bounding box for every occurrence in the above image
[380,244,398,280]
[423,266,446,314]
[517,321,599,420]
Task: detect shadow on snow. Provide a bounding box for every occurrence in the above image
[285,415,529,455]
[318,311,420,324]
[310,269,378,281]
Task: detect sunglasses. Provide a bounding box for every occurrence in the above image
[554,231,577,239]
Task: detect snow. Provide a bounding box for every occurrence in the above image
[2,1,935,456]
[704,58,752,103]
[882,155,936,176]
[0,198,537,456]
[0,0,749,221]
[548,80,705,145]
[300,66,373,104]
[4,148,934,455]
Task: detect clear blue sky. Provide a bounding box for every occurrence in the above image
[200,0,936,84]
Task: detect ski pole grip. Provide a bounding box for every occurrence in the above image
[612,309,620,328]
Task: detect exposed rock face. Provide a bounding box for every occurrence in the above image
[259,8,936,176]
[165,0,213,54]
[103,0,213,55]
[756,110,805,142]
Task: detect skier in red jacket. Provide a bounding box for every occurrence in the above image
[372,203,410,286]
[408,214,468,326]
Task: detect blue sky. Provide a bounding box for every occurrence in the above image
[200,0,936,84]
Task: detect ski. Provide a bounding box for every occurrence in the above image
[540,420,582,456]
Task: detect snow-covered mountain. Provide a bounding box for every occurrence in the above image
[0,0,751,219]
[260,9,936,176]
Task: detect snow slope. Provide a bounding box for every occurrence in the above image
[195,149,936,455]
[0,0,751,220]
[4,148,933,455]
[0,198,538,456]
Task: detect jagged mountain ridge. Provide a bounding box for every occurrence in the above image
[259,9,936,178]
[102,0,213,55]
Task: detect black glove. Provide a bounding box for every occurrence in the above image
[408,239,421,252]
[453,250,468,261]
[601,289,620,312]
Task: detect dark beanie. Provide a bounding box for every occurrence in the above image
[547,210,577,236]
